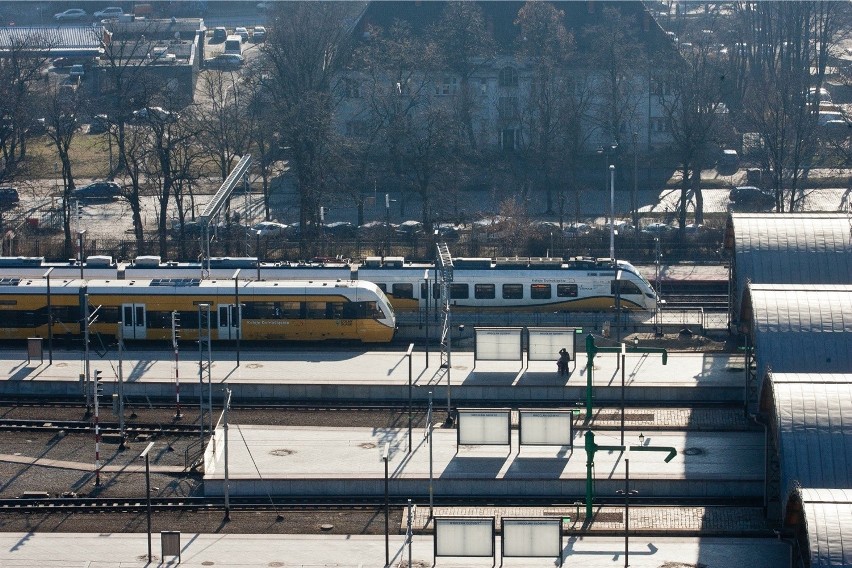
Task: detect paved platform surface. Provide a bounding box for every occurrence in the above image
[202,425,763,499]
[0,532,791,567]
[0,348,745,391]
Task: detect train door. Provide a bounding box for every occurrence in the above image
[217,304,241,340]
[121,303,147,339]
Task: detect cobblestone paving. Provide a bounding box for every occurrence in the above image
[506,407,754,431]
[408,505,769,536]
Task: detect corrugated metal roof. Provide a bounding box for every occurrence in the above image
[800,488,852,568]
[0,25,103,51]
[745,284,852,382]
[728,213,852,316]
[767,374,852,518]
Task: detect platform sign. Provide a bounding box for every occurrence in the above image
[527,327,577,362]
[502,518,562,561]
[474,327,522,361]
[457,408,511,446]
[519,409,573,446]
[434,517,495,559]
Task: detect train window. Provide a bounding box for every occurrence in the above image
[420,282,441,299]
[281,301,301,319]
[530,283,551,299]
[98,306,119,323]
[326,302,345,319]
[376,283,387,293]
[502,284,523,299]
[0,300,17,305]
[450,283,469,299]
[392,283,414,299]
[123,305,133,324]
[622,281,643,295]
[146,311,172,329]
[475,283,495,299]
[365,301,383,318]
[306,301,325,319]
[245,301,276,319]
[557,284,578,297]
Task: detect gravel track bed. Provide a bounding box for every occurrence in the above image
[0,407,419,534]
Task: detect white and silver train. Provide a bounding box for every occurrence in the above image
[0,254,658,312]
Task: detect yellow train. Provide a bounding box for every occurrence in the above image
[0,277,395,343]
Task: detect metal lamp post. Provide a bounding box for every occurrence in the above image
[616,445,639,568]
[382,442,390,567]
[609,164,616,261]
[139,442,155,563]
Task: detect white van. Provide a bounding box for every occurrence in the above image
[224,35,242,55]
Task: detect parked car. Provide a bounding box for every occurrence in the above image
[73,181,121,201]
[211,27,227,42]
[729,185,774,209]
[717,148,739,169]
[323,221,357,238]
[93,7,123,19]
[434,223,460,241]
[396,220,424,237]
[641,222,675,236]
[54,8,87,20]
[252,26,267,42]
[234,27,250,42]
[88,114,109,135]
[0,186,20,208]
[205,53,244,70]
[564,222,592,237]
[252,221,289,237]
[131,106,177,123]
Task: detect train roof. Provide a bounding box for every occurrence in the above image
[0,277,381,297]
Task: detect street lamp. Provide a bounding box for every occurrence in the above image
[382,442,390,567]
[616,443,639,568]
[139,441,155,563]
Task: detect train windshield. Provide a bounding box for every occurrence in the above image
[619,261,654,291]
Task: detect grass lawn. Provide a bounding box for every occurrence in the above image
[25,133,112,180]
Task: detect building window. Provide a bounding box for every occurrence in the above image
[343,78,361,98]
[500,128,518,151]
[650,117,670,133]
[498,66,518,88]
[497,96,518,120]
[345,120,368,137]
[435,76,458,96]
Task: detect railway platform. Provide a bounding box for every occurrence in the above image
[0,531,790,567]
[0,347,748,406]
[202,425,764,501]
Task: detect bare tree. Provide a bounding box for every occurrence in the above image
[429,2,496,152]
[659,41,726,227]
[42,81,82,258]
[0,29,55,172]
[196,70,251,182]
[583,7,647,147]
[261,1,360,253]
[514,1,575,215]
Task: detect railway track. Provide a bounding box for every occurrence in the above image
[0,495,760,513]
[0,417,201,436]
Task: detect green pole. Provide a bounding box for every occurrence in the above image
[584,430,597,522]
[585,333,597,420]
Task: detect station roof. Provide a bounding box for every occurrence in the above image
[741,284,852,382]
[762,373,852,516]
[0,25,104,57]
[726,213,852,317]
[798,488,852,568]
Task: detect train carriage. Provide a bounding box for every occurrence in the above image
[0,277,395,343]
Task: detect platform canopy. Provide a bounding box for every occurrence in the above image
[762,373,852,516]
[798,488,852,568]
[740,284,852,382]
[726,213,852,319]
